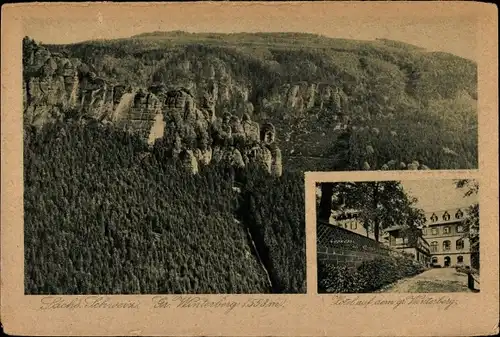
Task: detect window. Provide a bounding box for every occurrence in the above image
[432,228,439,235]
[457,256,464,264]
[431,241,438,252]
[350,221,357,230]
[456,239,464,250]
[456,225,464,233]
[430,213,438,222]
[422,228,427,235]
[443,240,451,251]
[432,256,438,264]
[443,226,450,234]
[455,209,464,219]
[443,211,451,221]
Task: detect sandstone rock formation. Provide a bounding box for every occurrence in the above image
[179,149,199,175]
[242,113,260,145]
[22,38,284,177]
[407,161,420,170]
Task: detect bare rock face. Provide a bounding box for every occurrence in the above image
[79,73,112,119]
[112,91,135,122]
[407,161,420,170]
[242,113,260,145]
[147,113,165,146]
[222,147,245,169]
[385,160,398,169]
[24,45,81,126]
[286,84,301,109]
[246,145,273,173]
[25,104,63,128]
[265,82,348,115]
[162,88,214,150]
[164,89,194,125]
[201,92,216,123]
[229,115,245,147]
[229,115,244,135]
[22,39,287,177]
[260,122,276,145]
[194,147,213,166]
[114,89,163,140]
[179,149,199,175]
[305,83,316,109]
[270,146,283,177]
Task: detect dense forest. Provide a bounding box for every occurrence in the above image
[24,31,477,294]
[24,121,305,294]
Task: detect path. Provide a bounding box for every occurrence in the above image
[376,268,475,293]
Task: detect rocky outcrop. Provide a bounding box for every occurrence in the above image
[23,41,80,126]
[179,149,199,175]
[147,88,282,176]
[242,113,260,145]
[22,38,283,177]
[262,82,348,117]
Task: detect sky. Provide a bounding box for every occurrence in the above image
[315,179,478,215]
[21,2,478,61]
[401,179,478,214]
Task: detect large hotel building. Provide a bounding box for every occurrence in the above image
[421,208,471,267]
[327,207,472,267]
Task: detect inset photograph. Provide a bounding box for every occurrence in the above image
[316,178,479,293]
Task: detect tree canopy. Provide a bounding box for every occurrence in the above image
[318,181,425,242]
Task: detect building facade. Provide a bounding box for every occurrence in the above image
[328,207,471,268]
[421,208,471,267]
[384,226,431,265]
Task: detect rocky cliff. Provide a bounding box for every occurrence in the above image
[23,32,478,173]
[22,38,283,176]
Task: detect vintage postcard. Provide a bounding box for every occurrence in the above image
[1,1,498,336]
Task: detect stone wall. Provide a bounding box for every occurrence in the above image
[317,221,399,268]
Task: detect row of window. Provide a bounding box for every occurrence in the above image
[428,210,464,222]
[335,221,358,230]
[431,256,464,263]
[423,224,464,236]
[430,239,464,252]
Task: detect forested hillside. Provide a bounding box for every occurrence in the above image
[24,121,305,294]
[24,32,477,294]
[38,31,478,171]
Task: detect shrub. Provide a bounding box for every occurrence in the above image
[317,262,364,293]
[455,265,477,275]
[318,255,427,293]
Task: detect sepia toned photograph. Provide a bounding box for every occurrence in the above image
[20,4,480,296]
[2,2,498,337]
[316,178,480,294]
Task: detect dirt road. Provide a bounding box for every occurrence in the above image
[376,268,477,293]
